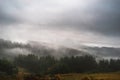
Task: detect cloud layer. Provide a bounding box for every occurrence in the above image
[0,0,120,47]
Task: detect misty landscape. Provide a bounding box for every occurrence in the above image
[0,0,120,80]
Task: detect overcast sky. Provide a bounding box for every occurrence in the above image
[0,0,120,47]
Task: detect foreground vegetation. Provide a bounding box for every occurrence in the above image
[60,73,120,80]
[0,54,120,80]
[0,72,120,80]
[14,54,120,75]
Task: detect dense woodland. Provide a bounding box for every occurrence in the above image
[0,54,120,76]
[0,59,18,75]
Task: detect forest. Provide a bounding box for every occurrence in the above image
[0,54,120,76]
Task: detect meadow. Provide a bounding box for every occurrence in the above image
[60,73,120,80]
[1,73,120,80]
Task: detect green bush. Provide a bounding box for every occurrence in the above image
[0,59,18,75]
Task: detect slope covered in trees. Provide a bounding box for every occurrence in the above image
[0,59,18,75]
[14,54,120,75]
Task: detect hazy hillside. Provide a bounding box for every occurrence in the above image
[0,38,120,60]
[0,39,88,59]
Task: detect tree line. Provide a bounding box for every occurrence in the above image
[0,54,120,75]
[0,59,18,75]
[14,54,120,75]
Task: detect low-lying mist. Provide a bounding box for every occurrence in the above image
[0,38,120,60]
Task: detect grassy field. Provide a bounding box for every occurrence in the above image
[60,73,120,80]
[0,73,120,80]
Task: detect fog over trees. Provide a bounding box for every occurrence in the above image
[0,38,120,59]
[0,39,120,75]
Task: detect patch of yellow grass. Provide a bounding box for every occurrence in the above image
[61,73,120,80]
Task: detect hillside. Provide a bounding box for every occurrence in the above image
[0,38,120,60]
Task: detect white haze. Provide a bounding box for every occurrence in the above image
[0,0,120,48]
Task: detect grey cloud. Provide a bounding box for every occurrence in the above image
[49,0,120,37]
[0,0,21,25]
[0,9,18,25]
[0,0,120,47]
[89,0,120,36]
[1,0,120,36]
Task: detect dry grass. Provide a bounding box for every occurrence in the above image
[61,73,120,80]
[0,72,120,80]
